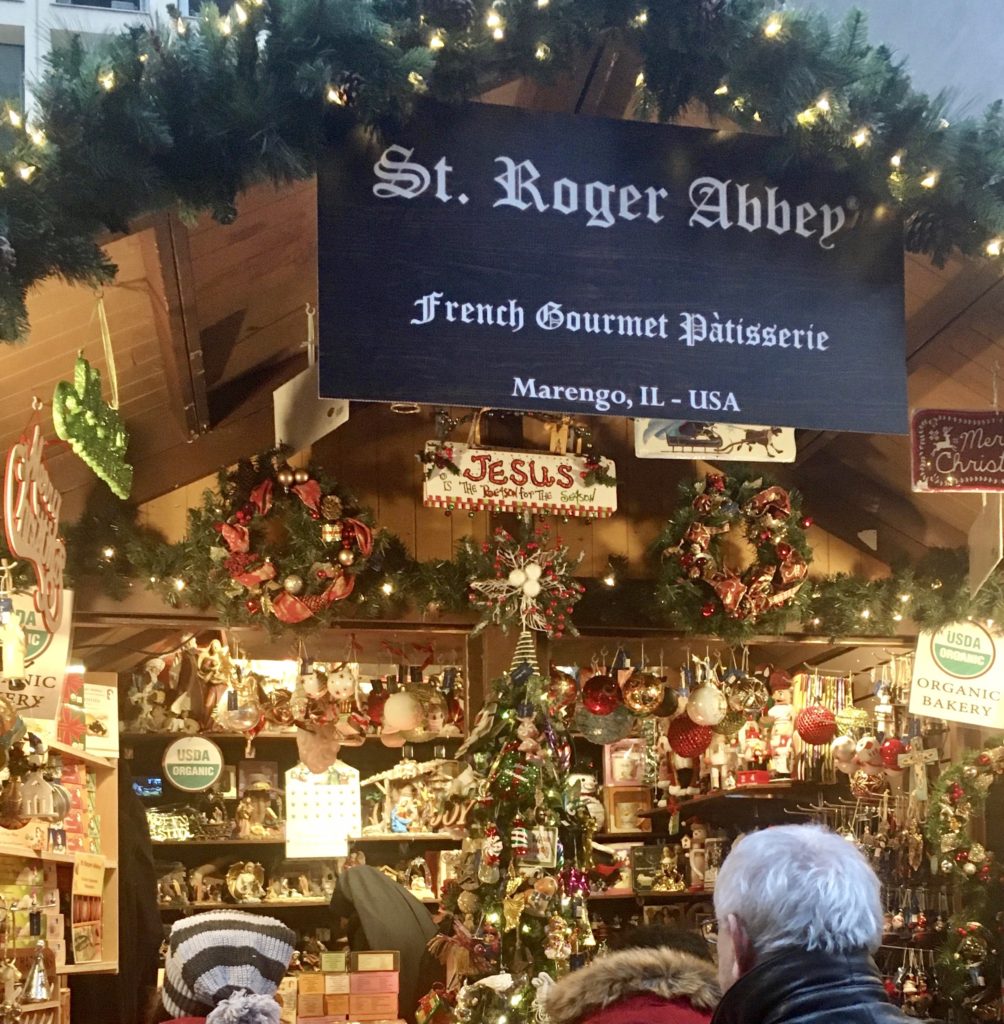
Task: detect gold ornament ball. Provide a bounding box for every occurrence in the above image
[276,466,295,487]
[282,574,304,595]
[850,769,887,798]
[293,468,310,485]
[338,549,356,567]
[964,765,980,780]
[321,522,342,544]
[835,705,871,736]
[621,672,665,715]
[456,891,480,916]
[534,876,558,897]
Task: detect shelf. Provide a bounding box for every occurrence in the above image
[153,838,285,847]
[588,890,712,903]
[594,832,655,844]
[47,740,114,769]
[19,1000,60,1011]
[58,960,117,975]
[160,898,330,912]
[123,732,465,746]
[0,843,115,868]
[351,833,462,844]
[642,782,842,820]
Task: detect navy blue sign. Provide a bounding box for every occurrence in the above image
[318,102,907,433]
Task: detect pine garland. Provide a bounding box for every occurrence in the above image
[0,0,997,339]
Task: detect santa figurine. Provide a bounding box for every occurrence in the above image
[766,670,795,778]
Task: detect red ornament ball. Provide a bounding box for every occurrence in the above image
[244,598,261,614]
[759,529,772,542]
[776,542,793,561]
[956,850,970,864]
[581,674,622,717]
[667,715,714,758]
[880,737,906,769]
[795,705,836,745]
[700,602,716,619]
[978,752,992,767]
[800,516,814,529]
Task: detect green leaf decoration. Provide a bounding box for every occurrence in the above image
[52,355,133,499]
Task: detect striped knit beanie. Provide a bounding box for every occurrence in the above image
[162,910,296,1024]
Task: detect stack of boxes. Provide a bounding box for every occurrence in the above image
[59,765,101,855]
[287,950,401,1024]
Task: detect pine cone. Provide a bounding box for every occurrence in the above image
[422,0,478,31]
[331,71,363,107]
[0,236,15,270]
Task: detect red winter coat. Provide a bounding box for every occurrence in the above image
[547,947,719,1024]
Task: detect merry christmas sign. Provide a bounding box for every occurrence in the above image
[422,442,616,518]
[319,101,907,434]
[912,409,1004,491]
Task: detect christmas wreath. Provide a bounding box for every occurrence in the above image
[204,455,380,625]
[654,472,811,639]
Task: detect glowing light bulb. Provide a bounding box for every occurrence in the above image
[535,43,550,61]
[851,127,870,148]
[987,239,1002,257]
[176,16,186,33]
[537,0,550,6]
[602,573,617,587]
[815,95,830,113]
[429,31,444,49]
[486,9,501,28]
[899,593,911,603]
[381,580,395,595]
[714,83,728,96]
[492,25,504,40]
[219,17,232,34]
[635,71,645,87]
[7,109,21,128]
[920,172,938,188]
[811,617,821,627]
[233,2,247,22]
[173,577,187,591]
[101,546,116,559]
[326,84,345,105]
[890,152,902,169]
[631,9,648,26]
[763,15,782,37]
[15,163,35,181]
[98,70,115,90]
[892,612,903,622]
[26,125,45,146]
[860,608,871,620]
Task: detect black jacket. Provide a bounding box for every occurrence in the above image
[713,948,915,1024]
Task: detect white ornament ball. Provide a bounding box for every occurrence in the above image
[283,574,304,595]
[508,568,528,588]
[855,735,883,768]
[522,579,542,599]
[383,691,423,732]
[964,862,978,877]
[686,684,728,727]
[831,735,856,762]
[524,563,542,582]
[327,667,357,701]
[302,673,325,698]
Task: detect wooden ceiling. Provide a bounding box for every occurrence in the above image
[0,41,1000,588]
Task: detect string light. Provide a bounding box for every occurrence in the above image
[890,152,903,169]
[25,125,45,146]
[988,619,995,629]
[920,171,938,189]
[763,15,782,37]
[176,16,186,33]
[149,575,158,584]
[98,69,115,90]
[938,118,950,129]
[635,71,645,87]
[892,612,903,622]
[899,593,911,603]
[381,580,395,595]
[851,127,870,148]
[6,109,21,128]
[602,572,617,587]
[492,26,505,40]
[534,43,551,61]
[173,577,187,591]
[15,163,35,181]
[752,111,762,122]
[510,994,524,1007]
[101,546,116,559]
[860,608,871,620]
[815,95,831,113]
[233,2,248,23]
[326,84,346,105]
[631,10,648,26]
[714,83,729,96]
[429,31,445,49]
[811,617,822,627]
[537,0,550,6]
[219,17,232,35]
[486,9,502,28]
[987,239,1002,257]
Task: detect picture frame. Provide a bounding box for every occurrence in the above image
[629,846,664,893]
[604,738,648,787]
[521,826,559,868]
[603,786,653,834]
[592,840,641,893]
[643,904,688,927]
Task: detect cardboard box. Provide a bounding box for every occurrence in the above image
[348,994,398,1019]
[350,951,400,973]
[325,974,351,995]
[278,977,299,1024]
[349,973,399,995]
[298,975,326,995]
[326,994,351,1015]
[321,951,349,973]
[297,993,325,1017]
[296,1017,342,1024]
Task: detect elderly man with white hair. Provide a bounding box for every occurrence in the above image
[710,824,915,1024]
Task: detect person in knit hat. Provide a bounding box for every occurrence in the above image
[149,910,296,1024]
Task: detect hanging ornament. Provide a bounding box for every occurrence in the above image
[880,737,906,769]
[276,465,295,488]
[327,663,358,701]
[546,669,577,721]
[725,674,769,714]
[668,715,714,758]
[835,705,871,736]
[282,574,304,595]
[338,549,356,567]
[479,825,503,883]
[573,704,633,744]
[713,709,745,736]
[831,735,857,774]
[686,683,727,726]
[850,769,888,798]
[511,818,529,857]
[621,672,665,715]
[795,705,836,745]
[383,691,423,732]
[581,673,622,716]
[653,686,679,718]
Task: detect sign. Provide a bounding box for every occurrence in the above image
[912,409,1004,491]
[910,621,1004,728]
[0,589,73,719]
[52,355,133,500]
[4,423,66,632]
[84,673,120,758]
[969,495,1003,595]
[273,361,348,451]
[285,761,360,859]
[72,853,106,898]
[163,736,224,793]
[318,101,907,434]
[422,441,616,518]
[634,419,796,461]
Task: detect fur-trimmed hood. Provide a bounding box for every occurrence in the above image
[547,947,720,1024]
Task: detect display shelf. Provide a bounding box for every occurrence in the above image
[594,831,654,843]
[351,833,462,844]
[642,782,842,821]
[0,842,115,868]
[588,890,712,903]
[19,1000,60,1011]
[58,961,117,975]
[46,740,114,770]
[153,838,285,847]
[159,898,330,912]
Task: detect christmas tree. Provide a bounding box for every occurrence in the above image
[421,629,592,1024]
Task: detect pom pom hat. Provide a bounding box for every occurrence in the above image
[162,910,296,1023]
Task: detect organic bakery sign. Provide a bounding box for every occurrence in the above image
[318,101,907,434]
[909,621,1004,728]
[163,736,224,793]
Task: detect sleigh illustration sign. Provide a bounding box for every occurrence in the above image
[633,419,796,462]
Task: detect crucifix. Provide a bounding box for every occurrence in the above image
[898,735,939,803]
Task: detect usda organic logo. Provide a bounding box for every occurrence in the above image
[931,622,996,680]
[163,736,224,793]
